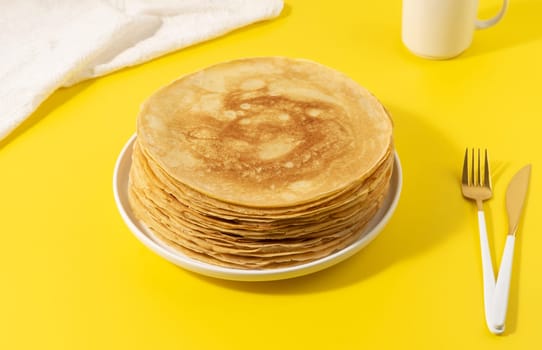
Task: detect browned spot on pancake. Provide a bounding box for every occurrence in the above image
[179,89,353,186]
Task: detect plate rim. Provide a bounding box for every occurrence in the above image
[113,134,403,281]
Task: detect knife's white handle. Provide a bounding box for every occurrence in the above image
[477,210,496,331]
[491,235,516,334]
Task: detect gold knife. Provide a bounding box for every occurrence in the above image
[490,164,531,334]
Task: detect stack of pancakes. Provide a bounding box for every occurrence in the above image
[128,57,394,269]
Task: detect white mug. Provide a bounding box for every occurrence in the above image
[402,0,509,59]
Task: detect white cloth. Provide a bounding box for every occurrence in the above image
[0,0,283,140]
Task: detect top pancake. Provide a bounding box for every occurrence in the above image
[136,57,393,207]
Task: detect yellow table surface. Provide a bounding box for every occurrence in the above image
[1,1,541,349]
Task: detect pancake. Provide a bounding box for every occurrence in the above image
[136,57,393,207]
[128,57,394,269]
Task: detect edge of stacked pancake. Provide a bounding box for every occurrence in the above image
[128,57,394,269]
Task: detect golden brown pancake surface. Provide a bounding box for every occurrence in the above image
[137,57,393,207]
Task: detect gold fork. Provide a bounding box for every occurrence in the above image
[461,148,496,332]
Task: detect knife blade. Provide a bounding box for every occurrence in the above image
[506,164,531,236]
[490,164,531,334]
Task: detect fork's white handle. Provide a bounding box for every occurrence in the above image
[477,210,496,331]
[491,235,516,334]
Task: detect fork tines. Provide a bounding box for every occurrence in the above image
[462,148,491,188]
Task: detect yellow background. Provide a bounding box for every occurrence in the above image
[1,0,541,348]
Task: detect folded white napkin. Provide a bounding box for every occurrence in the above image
[0,0,283,140]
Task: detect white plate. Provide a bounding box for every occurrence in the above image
[113,134,403,281]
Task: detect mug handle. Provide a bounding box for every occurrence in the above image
[476,0,509,29]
